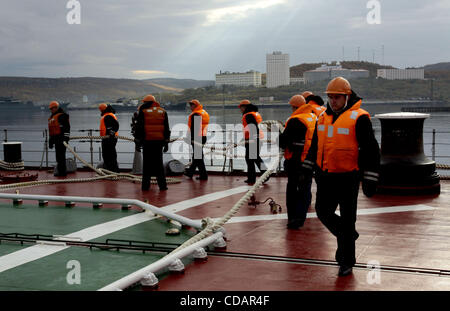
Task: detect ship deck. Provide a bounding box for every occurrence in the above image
[0,169,450,292]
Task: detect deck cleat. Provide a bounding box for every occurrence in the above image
[168,259,185,274]
[38,200,49,207]
[193,247,208,262]
[121,204,131,210]
[65,201,75,208]
[165,227,180,236]
[92,203,103,209]
[12,199,23,206]
[140,273,159,290]
[213,237,227,249]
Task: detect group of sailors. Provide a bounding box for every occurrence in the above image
[47,76,380,277]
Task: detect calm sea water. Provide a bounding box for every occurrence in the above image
[0,105,449,170]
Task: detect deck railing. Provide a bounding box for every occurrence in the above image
[1,127,450,170]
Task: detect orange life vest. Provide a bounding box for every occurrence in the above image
[284,105,317,161]
[188,106,210,137]
[308,100,326,117]
[142,104,166,141]
[100,112,119,137]
[48,113,63,136]
[316,100,369,173]
[242,111,264,140]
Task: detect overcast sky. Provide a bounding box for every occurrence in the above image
[0,0,449,80]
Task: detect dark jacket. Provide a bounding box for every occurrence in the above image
[243,104,260,141]
[101,105,119,136]
[305,91,380,175]
[279,118,307,162]
[305,95,325,107]
[49,108,70,144]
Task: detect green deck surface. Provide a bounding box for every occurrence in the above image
[0,203,197,291]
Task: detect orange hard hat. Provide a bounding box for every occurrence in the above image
[289,95,306,108]
[189,99,200,107]
[326,77,352,95]
[238,99,251,108]
[49,101,59,109]
[98,103,108,111]
[143,94,156,102]
[301,91,314,99]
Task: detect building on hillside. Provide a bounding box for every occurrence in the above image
[303,63,369,83]
[215,70,262,87]
[290,77,305,84]
[377,68,424,80]
[266,51,290,88]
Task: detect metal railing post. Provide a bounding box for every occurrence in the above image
[45,129,49,168]
[4,129,7,142]
[89,129,94,166]
[432,129,436,161]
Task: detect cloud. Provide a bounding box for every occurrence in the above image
[202,0,287,26]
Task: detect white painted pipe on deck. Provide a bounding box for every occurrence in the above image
[0,193,202,229]
[98,231,223,291]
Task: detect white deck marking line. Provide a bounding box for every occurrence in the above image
[0,186,249,274]
[161,186,250,213]
[222,204,435,224]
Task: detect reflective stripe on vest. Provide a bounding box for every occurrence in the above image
[100,112,119,137]
[316,102,369,172]
[48,113,63,136]
[188,108,210,137]
[284,106,317,161]
[242,111,264,140]
[143,106,166,141]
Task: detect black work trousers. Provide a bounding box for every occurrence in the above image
[314,171,360,267]
[54,141,67,176]
[285,159,312,227]
[186,137,208,179]
[142,141,167,190]
[245,140,266,183]
[101,138,119,173]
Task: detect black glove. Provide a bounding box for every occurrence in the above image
[63,133,70,143]
[108,130,117,138]
[362,178,378,197]
[163,143,168,153]
[298,166,313,188]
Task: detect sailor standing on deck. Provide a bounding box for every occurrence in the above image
[184,99,209,180]
[239,99,267,184]
[279,95,317,229]
[99,103,120,173]
[302,77,380,276]
[134,94,170,191]
[48,101,70,176]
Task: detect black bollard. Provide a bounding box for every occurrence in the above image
[3,142,23,163]
[375,112,440,195]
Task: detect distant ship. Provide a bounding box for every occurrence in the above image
[0,97,70,111]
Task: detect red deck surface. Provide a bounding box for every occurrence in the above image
[3,170,450,291]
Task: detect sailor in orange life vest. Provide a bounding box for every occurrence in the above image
[301,91,326,117]
[99,103,120,173]
[302,77,380,276]
[239,100,268,184]
[133,94,170,191]
[48,101,70,176]
[184,99,210,180]
[279,95,317,229]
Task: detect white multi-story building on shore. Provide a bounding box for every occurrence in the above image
[377,68,425,80]
[266,51,290,88]
[303,63,369,83]
[215,70,262,87]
